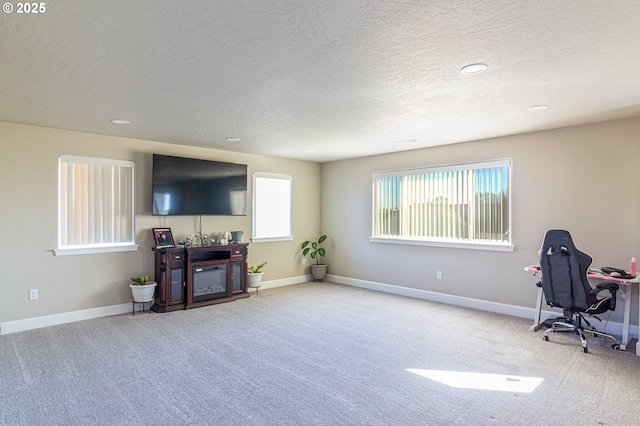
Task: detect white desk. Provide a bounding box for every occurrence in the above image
[525,265,639,355]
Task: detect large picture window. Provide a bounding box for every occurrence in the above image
[56,155,137,255]
[252,172,292,242]
[371,159,512,251]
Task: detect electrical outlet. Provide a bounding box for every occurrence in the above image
[29,289,38,300]
[302,258,307,265]
[436,271,442,280]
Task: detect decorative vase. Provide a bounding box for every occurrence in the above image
[129,281,157,302]
[311,264,328,281]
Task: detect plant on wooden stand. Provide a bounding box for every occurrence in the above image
[301,234,328,281]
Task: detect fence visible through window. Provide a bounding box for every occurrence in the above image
[372,160,510,245]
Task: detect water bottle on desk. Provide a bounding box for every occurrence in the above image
[630,257,636,277]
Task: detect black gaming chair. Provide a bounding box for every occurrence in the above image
[538,229,620,353]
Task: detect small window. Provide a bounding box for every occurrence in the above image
[371,159,512,251]
[252,172,292,242]
[56,155,137,255]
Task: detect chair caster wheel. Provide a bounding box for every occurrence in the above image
[582,347,588,353]
[543,335,549,341]
[612,344,620,350]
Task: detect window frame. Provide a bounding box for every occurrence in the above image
[370,159,514,252]
[251,172,293,243]
[55,155,138,256]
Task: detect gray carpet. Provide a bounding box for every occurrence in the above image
[1,282,640,425]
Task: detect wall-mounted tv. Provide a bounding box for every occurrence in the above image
[152,154,247,216]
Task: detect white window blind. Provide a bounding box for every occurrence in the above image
[372,159,511,248]
[252,172,292,242]
[56,155,137,255]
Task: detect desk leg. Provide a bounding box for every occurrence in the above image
[620,284,631,351]
[530,286,544,331]
[637,286,640,356]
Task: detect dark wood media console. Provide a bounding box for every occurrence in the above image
[152,244,249,312]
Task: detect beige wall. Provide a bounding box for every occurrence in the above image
[0,121,321,323]
[2,117,639,327]
[320,117,640,325]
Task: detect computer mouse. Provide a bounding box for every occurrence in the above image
[610,271,622,277]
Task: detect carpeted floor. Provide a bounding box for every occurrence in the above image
[1,282,639,425]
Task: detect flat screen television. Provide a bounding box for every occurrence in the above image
[152,154,247,216]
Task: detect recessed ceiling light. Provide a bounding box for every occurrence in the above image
[460,63,488,75]
[527,105,549,112]
[110,119,130,125]
[225,137,241,142]
[395,138,418,145]
[303,150,315,154]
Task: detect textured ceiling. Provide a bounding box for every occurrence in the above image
[1,1,640,162]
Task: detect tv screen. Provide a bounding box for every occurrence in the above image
[152,154,247,216]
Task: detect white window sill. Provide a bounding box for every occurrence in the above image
[53,244,140,256]
[250,236,294,243]
[369,237,514,252]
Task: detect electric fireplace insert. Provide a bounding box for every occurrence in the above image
[192,264,227,302]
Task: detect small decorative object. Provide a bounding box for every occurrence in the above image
[302,235,328,281]
[231,231,243,243]
[219,231,231,245]
[129,275,157,302]
[152,228,174,248]
[247,261,267,292]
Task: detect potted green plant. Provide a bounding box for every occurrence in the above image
[247,261,267,292]
[129,275,157,302]
[302,235,328,281]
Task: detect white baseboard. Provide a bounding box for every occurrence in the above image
[249,274,311,292]
[0,303,132,335]
[326,274,639,341]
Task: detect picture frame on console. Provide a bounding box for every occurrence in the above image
[153,228,174,248]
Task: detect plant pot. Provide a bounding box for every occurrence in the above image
[311,264,328,281]
[231,231,243,243]
[129,282,157,302]
[247,272,263,291]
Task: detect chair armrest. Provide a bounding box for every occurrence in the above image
[596,282,619,292]
[596,282,619,311]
